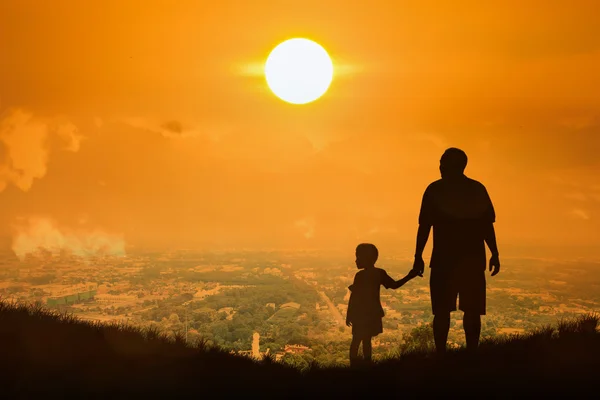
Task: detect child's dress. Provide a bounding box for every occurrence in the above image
[347,267,396,337]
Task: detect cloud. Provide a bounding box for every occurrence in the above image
[558,115,598,130]
[121,117,228,140]
[367,226,398,236]
[54,120,84,152]
[161,120,183,135]
[0,108,82,192]
[11,216,126,261]
[550,167,600,208]
[294,217,316,239]
[408,133,448,150]
[565,192,588,201]
[569,208,591,220]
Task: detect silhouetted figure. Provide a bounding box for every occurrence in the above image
[412,148,500,356]
[347,243,418,366]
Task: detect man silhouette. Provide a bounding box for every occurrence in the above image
[412,148,500,356]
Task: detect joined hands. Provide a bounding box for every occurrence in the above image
[412,256,425,278]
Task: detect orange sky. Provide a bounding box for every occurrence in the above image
[1,1,599,258]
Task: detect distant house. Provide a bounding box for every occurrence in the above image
[284,344,311,355]
[280,302,301,310]
[95,294,138,304]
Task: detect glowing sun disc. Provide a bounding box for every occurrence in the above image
[265,38,334,104]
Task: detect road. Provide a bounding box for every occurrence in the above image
[317,290,348,329]
[286,271,350,331]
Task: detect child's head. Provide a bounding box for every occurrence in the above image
[355,243,378,269]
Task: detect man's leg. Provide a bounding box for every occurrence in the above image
[433,313,451,355]
[430,267,456,356]
[463,312,481,352]
[459,269,486,354]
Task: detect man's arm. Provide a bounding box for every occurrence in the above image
[412,224,431,276]
[482,185,500,276]
[415,224,432,259]
[413,186,433,277]
[484,223,501,276]
[484,223,499,257]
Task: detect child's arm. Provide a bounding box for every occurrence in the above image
[389,269,419,289]
[382,269,414,290]
[346,292,354,326]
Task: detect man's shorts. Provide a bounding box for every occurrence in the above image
[430,266,486,315]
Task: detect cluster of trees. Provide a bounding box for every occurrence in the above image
[399,324,435,353]
[24,274,56,285]
[139,276,321,352]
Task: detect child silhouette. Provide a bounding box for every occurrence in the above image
[346,243,418,367]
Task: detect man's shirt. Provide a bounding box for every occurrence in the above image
[418,176,495,271]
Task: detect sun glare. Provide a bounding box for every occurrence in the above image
[265,38,334,105]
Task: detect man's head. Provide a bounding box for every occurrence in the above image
[440,147,468,179]
[355,243,378,269]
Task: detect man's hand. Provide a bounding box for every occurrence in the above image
[406,268,420,279]
[489,254,500,277]
[346,318,352,327]
[412,256,425,277]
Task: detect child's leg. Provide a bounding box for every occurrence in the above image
[349,334,361,362]
[362,336,373,363]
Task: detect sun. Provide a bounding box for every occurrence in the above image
[265,38,334,105]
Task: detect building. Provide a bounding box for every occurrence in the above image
[95,294,138,304]
[46,284,98,306]
[280,302,301,310]
[236,332,271,361]
[284,344,311,355]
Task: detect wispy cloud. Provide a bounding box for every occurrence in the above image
[569,208,591,220]
[294,217,316,239]
[565,192,588,201]
[120,116,230,141]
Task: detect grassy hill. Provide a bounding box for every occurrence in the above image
[1,300,599,398]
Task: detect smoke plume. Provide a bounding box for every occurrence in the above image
[11,217,126,260]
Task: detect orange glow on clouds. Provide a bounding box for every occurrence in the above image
[0,1,599,258]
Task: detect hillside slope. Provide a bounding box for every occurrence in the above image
[1,301,599,398]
